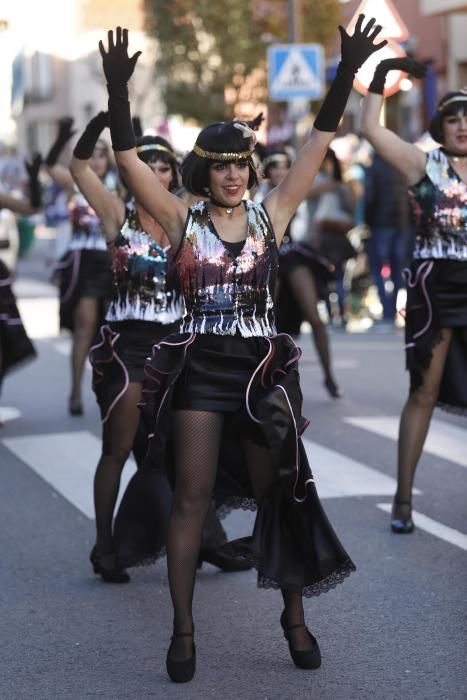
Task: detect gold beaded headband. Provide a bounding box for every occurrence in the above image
[136,144,176,157]
[193,143,254,161]
[438,95,467,111]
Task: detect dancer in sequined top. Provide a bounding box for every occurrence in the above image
[361,59,467,534]
[70,129,183,582]
[100,18,385,682]
[44,114,117,415]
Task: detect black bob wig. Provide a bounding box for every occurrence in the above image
[180,120,259,197]
[136,135,179,191]
[429,91,467,144]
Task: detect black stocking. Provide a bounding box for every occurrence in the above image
[395,329,452,517]
[287,265,338,386]
[71,296,99,405]
[242,439,312,652]
[168,410,223,661]
[93,382,142,564]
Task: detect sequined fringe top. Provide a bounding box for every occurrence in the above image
[105,200,184,324]
[68,192,107,252]
[410,148,467,260]
[175,200,278,337]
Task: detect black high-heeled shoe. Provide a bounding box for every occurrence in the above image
[90,546,130,583]
[324,377,344,399]
[197,547,252,572]
[166,631,196,683]
[280,610,321,670]
[68,398,83,416]
[390,500,414,534]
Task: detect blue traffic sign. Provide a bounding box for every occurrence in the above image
[268,44,325,101]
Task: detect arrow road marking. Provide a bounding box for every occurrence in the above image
[377,503,467,552]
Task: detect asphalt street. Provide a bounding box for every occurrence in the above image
[1,252,466,700]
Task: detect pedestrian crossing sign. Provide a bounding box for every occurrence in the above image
[268,44,325,101]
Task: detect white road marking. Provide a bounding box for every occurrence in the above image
[2,430,416,519]
[345,416,467,469]
[17,298,59,339]
[300,359,359,370]
[377,503,467,552]
[0,407,22,424]
[303,439,421,499]
[2,431,136,519]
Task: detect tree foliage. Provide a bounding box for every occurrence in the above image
[144,0,342,122]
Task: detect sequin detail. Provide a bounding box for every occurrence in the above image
[68,192,107,251]
[176,200,278,337]
[105,200,184,323]
[410,148,467,260]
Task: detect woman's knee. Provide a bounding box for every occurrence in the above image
[409,382,439,409]
[106,442,133,467]
[173,485,213,519]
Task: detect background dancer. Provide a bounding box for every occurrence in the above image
[265,148,344,397]
[0,155,42,413]
[45,115,116,416]
[99,17,384,682]
[361,59,467,533]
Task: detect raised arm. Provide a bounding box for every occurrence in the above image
[2,152,44,216]
[69,111,125,241]
[264,14,387,244]
[44,117,76,194]
[361,58,427,185]
[99,27,187,248]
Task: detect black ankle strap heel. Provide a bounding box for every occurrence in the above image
[391,499,414,534]
[280,611,321,670]
[166,631,196,683]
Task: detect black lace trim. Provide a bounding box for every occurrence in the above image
[255,559,356,598]
[216,496,257,520]
[436,401,467,417]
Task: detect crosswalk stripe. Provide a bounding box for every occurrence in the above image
[2,431,136,519]
[303,439,421,499]
[17,298,59,339]
[2,429,419,520]
[377,503,467,552]
[344,416,467,469]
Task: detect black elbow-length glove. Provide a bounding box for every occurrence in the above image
[73,111,110,160]
[314,14,387,132]
[45,117,76,167]
[368,57,427,95]
[25,153,43,209]
[99,27,142,151]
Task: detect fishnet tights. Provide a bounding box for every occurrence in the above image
[168,410,310,660]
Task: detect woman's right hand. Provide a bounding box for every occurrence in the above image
[338,14,387,73]
[99,26,142,87]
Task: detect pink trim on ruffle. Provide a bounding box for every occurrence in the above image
[58,250,81,303]
[403,261,434,348]
[244,333,312,503]
[89,324,130,423]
